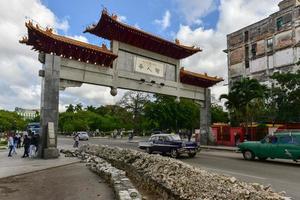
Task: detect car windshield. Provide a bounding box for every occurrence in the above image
[169,135,181,141]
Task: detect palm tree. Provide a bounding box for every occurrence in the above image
[221,78,267,138]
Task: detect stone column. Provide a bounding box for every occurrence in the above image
[200,88,211,145]
[38,53,60,159]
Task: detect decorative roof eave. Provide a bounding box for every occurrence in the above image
[180,67,223,88]
[20,21,118,67]
[84,10,202,59]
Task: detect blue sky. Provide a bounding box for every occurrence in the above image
[42,0,220,47]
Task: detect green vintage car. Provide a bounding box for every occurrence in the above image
[238,131,300,162]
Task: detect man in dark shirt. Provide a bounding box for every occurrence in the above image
[22,134,30,158]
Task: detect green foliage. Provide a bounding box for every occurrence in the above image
[144,95,200,131]
[211,104,229,123]
[0,110,27,131]
[59,105,134,134]
[220,78,267,127]
[269,70,300,122]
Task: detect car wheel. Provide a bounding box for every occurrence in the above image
[170,149,178,158]
[258,157,267,161]
[243,150,255,160]
[188,152,197,158]
[146,147,152,154]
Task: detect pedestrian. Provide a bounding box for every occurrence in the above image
[22,134,30,158]
[34,133,40,153]
[13,133,18,154]
[16,133,21,148]
[29,132,39,158]
[73,133,79,148]
[29,131,36,158]
[120,130,123,139]
[187,130,192,142]
[7,133,14,157]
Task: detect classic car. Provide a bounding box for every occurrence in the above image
[138,134,199,158]
[238,131,300,162]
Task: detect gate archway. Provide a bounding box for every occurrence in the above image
[20,10,223,158]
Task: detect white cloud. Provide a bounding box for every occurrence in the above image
[175,0,217,25]
[176,0,282,101]
[0,0,71,110]
[154,10,171,30]
[0,0,111,111]
[66,35,89,43]
[117,15,127,23]
[59,85,126,112]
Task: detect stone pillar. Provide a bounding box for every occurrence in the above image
[38,54,60,159]
[200,88,212,145]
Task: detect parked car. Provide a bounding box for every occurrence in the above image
[27,122,40,134]
[138,134,199,158]
[238,131,300,162]
[77,131,89,140]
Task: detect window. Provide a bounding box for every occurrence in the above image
[277,17,283,31]
[251,43,257,58]
[292,136,300,145]
[279,135,293,144]
[244,31,249,42]
[245,45,249,68]
[267,38,273,49]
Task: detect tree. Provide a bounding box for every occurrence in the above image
[220,78,266,135]
[118,91,150,134]
[0,110,26,131]
[144,95,200,132]
[211,104,229,124]
[65,104,74,113]
[75,103,83,112]
[269,70,300,122]
[86,105,97,113]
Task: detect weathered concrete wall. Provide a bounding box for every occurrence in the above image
[229,62,245,77]
[274,48,294,66]
[229,47,244,65]
[275,30,293,50]
[256,40,265,56]
[250,57,267,73]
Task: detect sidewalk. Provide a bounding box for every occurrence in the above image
[0,148,79,179]
[0,147,114,200]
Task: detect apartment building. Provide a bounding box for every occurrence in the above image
[226,0,300,88]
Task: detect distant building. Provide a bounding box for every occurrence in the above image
[225,0,300,88]
[15,107,39,120]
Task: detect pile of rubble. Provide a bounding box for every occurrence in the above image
[63,145,289,200]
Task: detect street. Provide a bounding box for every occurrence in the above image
[59,137,300,199]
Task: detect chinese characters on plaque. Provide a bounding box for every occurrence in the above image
[135,56,164,77]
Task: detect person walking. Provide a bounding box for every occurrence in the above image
[16,133,21,148]
[73,133,79,148]
[12,133,18,155]
[7,133,14,157]
[22,134,30,158]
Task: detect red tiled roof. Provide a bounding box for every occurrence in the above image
[20,21,118,66]
[180,68,223,88]
[84,10,201,59]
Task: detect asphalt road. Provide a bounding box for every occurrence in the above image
[58,137,300,199]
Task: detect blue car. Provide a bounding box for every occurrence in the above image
[27,122,40,134]
[138,134,199,158]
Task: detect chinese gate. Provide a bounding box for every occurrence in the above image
[20,10,223,158]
